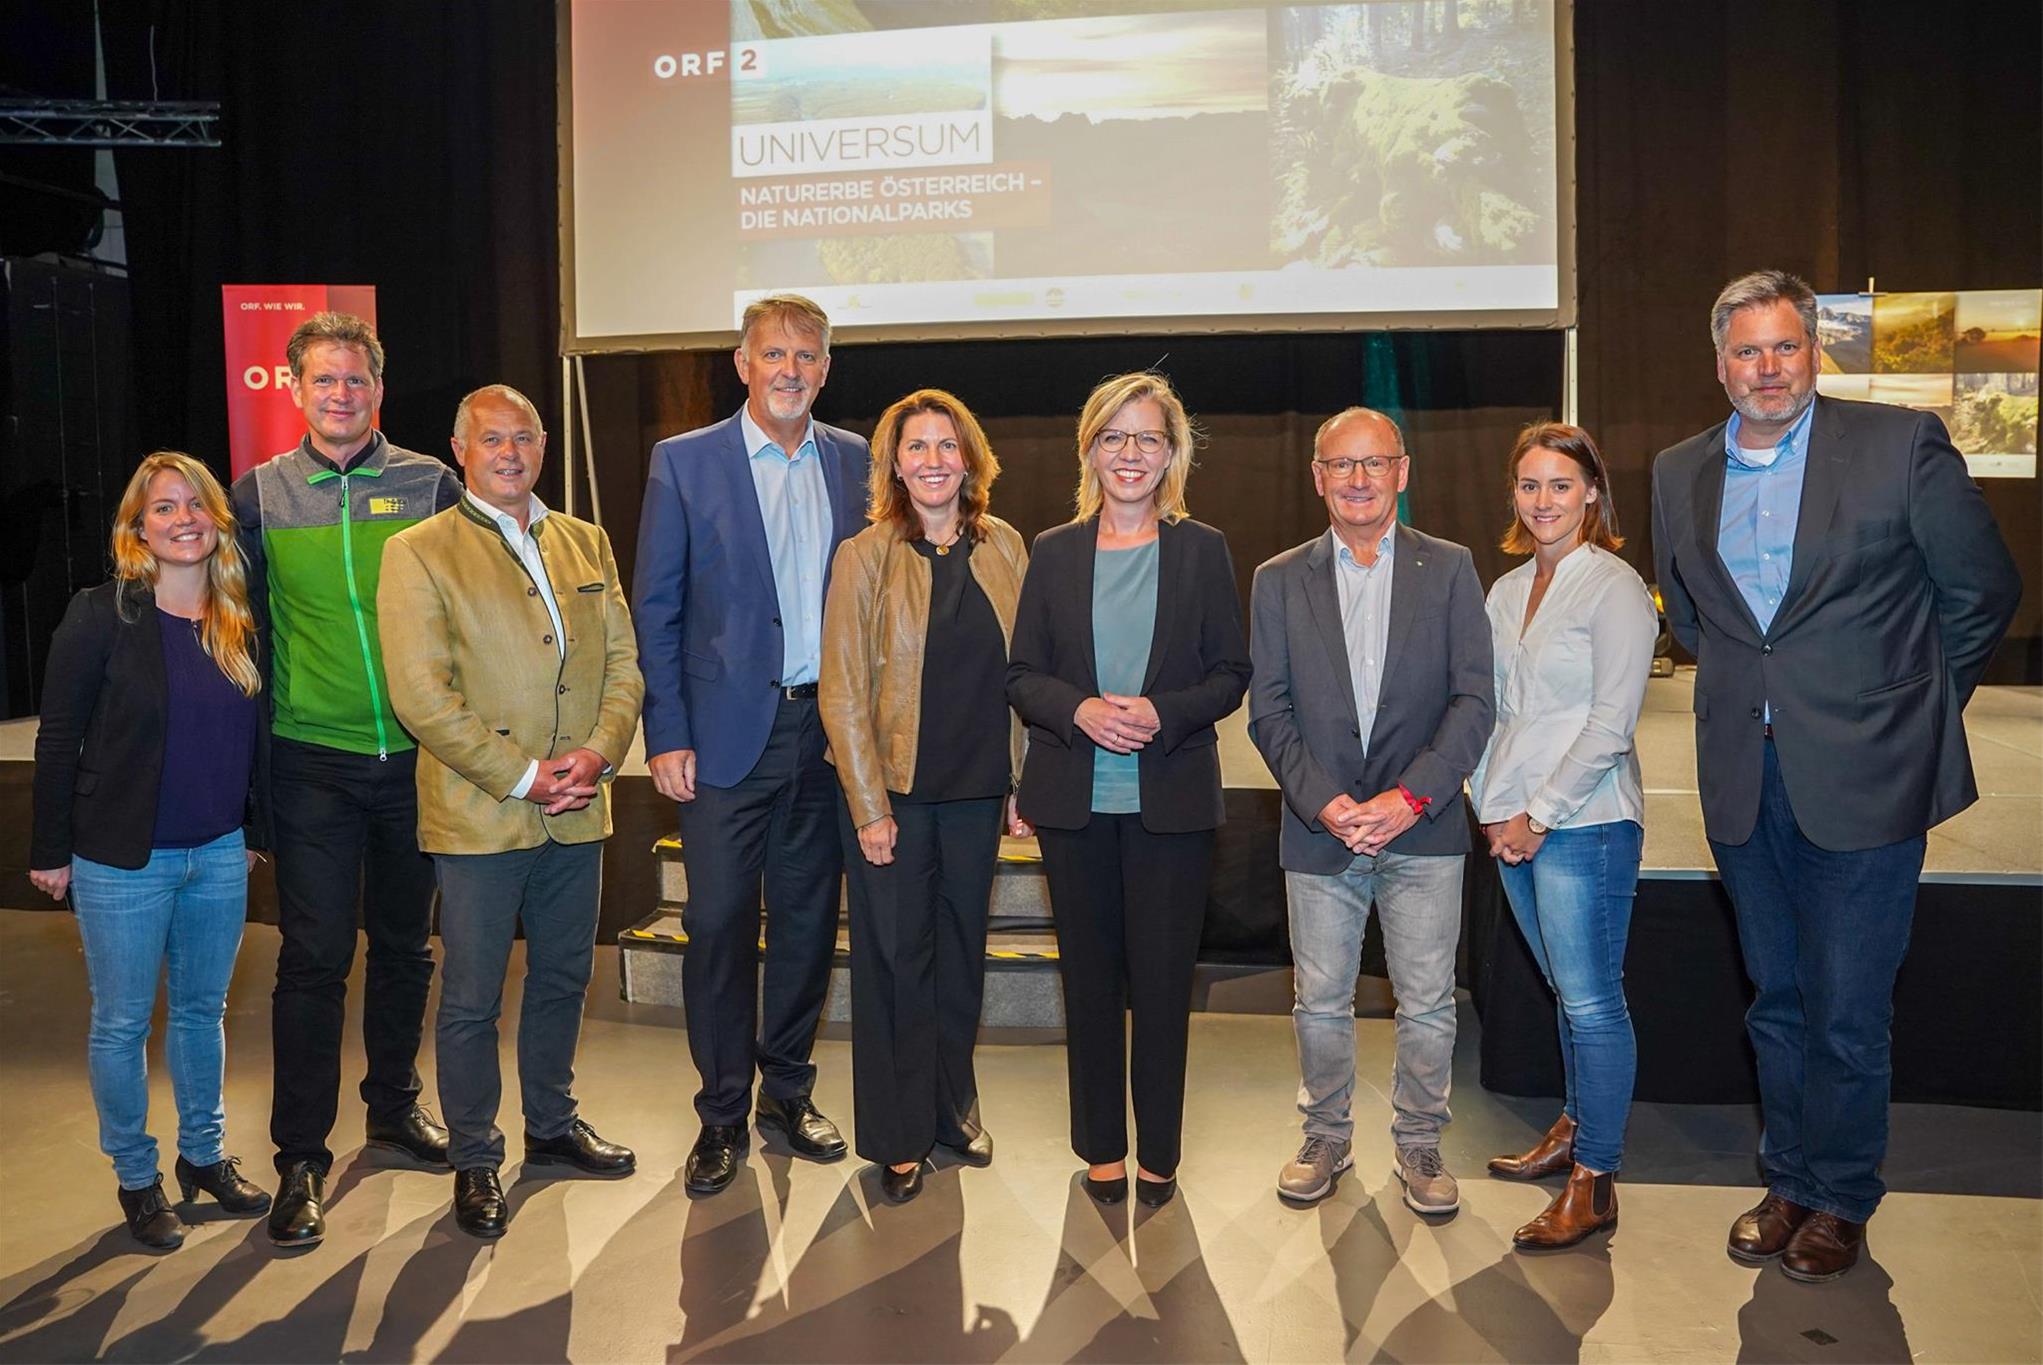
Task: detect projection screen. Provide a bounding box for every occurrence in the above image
[560,1,1576,351]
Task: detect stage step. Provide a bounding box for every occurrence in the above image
[618,909,1065,1028]
[652,834,1053,925]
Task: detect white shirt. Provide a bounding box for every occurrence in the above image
[1331,527,1395,756]
[466,490,564,800]
[1469,542,1657,829]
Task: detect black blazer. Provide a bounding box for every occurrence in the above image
[1006,516,1251,833]
[1651,396,2021,851]
[31,581,268,872]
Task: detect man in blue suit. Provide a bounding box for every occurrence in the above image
[633,295,871,1194]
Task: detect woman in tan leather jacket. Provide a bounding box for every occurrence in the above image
[819,388,1030,1205]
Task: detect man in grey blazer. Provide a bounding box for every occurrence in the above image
[1249,407,1494,1213]
[1652,270,2020,1282]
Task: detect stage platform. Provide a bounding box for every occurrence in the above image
[3,671,2036,882]
[4,674,2038,1107]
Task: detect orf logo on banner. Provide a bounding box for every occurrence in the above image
[222,285,378,478]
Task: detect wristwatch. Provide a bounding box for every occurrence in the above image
[1526,816,1549,836]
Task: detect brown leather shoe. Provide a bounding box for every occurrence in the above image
[1727,1191,1813,1263]
[1512,1164,1617,1250]
[1780,1212,1865,1282]
[1488,1114,1576,1181]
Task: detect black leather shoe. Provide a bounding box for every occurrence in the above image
[453,1167,508,1239]
[118,1178,186,1250]
[937,1129,994,1167]
[879,1161,925,1205]
[755,1093,847,1161]
[1083,1173,1128,1206]
[524,1119,635,1177]
[175,1155,271,1216]
[685,1124,749,1195]
[267,1161,326,1247]
[364,1105,452,1168]
[1135,1175,1178,1209]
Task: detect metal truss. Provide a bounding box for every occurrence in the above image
[0,99,221,147]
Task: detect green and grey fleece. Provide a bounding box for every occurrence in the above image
[232,431,462,757]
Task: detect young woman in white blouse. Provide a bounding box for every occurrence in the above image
[1469,422,1657,1251]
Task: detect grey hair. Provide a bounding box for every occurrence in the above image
[739,293,832,354]
[1313,406,1406,458]
[1710,270,1819,352]
[453,384,546,443]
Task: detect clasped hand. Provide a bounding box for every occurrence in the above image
[1318,790,1420,857]
[524,747,605,815]
[1484,812,1547,865]
[1075,693,1160,755]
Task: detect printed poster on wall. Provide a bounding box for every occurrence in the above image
[1816,288,2039,479]
[222,285,378,478]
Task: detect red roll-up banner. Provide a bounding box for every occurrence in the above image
[221,285,378,478]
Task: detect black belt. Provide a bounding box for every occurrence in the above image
[780,682,819,701]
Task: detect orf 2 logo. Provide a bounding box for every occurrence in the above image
[243,365,294,390]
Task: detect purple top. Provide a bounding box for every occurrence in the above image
[151,610,258,849]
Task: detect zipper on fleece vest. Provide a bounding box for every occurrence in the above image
[307,466,392,759]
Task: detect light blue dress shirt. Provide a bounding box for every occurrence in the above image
[1717,401,1814,636]
[740,406,832,686]
[1332,526,1396,756]
[1090,540,1159,814]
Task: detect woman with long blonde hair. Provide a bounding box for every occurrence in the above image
[31,451,273,1249]
[1006,371,1251,1208]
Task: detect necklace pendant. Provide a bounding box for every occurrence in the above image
[936,543,950,556]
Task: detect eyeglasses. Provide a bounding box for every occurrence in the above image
[1097,429,1169,455]
[1314,455,1406,478]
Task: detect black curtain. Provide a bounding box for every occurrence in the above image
[97,0,561,488]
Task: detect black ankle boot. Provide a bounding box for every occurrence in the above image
[176,1155,272,1216]
[118,1178,186,1249]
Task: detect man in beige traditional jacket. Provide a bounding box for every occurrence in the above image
[379,385,643,1239]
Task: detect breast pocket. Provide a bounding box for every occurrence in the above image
[1822,518,1901,558]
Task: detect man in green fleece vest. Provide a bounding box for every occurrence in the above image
[230,312,462,1247]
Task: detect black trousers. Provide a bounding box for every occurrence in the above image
[434,840,602,1172]
[839,792,1002,1165]
[1036,814,1213,1176]
[676,695,843,1125]
[268,736,437,1174]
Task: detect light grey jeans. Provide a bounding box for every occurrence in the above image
[1287,851,1464,1148]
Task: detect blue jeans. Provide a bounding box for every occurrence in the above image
[1286,852,1464,1149]
[71,831,249,1189]
[1710,739,1922,1224]
[1497,820,1642,1173]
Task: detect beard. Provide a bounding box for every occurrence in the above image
[763,386,813,422]
[1729,383,1814,428]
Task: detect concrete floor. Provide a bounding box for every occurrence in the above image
[0,915,2037,1364]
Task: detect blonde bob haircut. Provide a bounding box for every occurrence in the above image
[1072,370,1196,524]
[867,388,1001,542]
[1499,421,1625,556]
[110,451,262,697]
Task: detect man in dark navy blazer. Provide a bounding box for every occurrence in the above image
[1652,270,2019,1282]
[633,294,871,1194]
